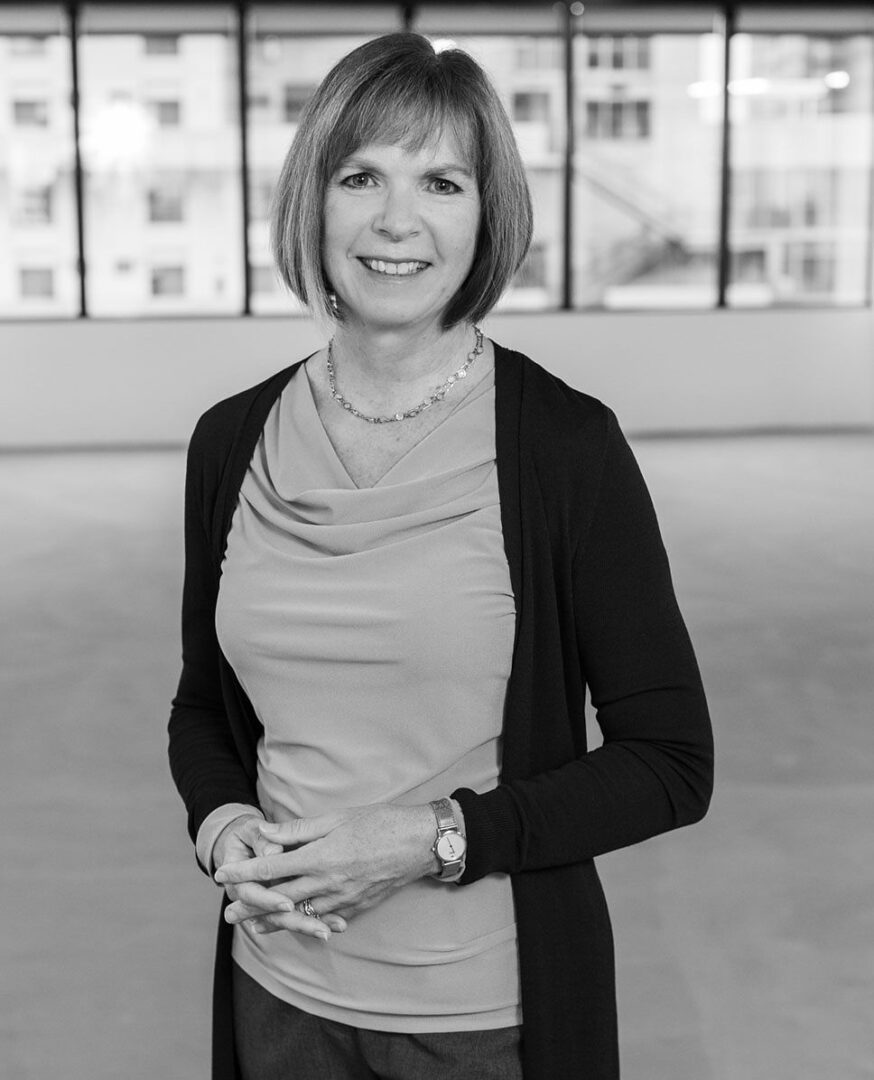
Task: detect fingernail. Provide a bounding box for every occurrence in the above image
[316,931,330,942]
[214,871,227,884]
[259,822,279,833]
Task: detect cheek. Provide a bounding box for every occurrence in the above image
[322,198,360,260]
[438,203,479,256]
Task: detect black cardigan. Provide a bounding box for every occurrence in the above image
[169,342,713,1080]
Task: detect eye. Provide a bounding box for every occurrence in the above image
[340,172,375,189]
[429,177,461,195]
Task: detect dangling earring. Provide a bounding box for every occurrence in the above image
[328,291,339,315]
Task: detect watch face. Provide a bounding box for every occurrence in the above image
[436,832,467,862]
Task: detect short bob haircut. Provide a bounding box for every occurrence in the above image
[270,33,533,330]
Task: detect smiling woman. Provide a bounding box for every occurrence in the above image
[168,30,712,1080]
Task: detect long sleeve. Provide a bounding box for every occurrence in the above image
[454,409,713,879]
[167,415,261,855]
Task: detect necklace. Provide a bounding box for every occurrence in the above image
[326,327,484,424]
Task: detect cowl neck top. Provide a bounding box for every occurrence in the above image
[215,360,520,1032]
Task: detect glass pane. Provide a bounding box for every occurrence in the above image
[728,33,874,307]
[431,35,565,311]
[574,31,724,309]
[247,34,378,315]
[246,4,401,316]
[0,9,79,318]
[78,6,244,315]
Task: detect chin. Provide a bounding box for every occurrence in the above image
[348,302,444,334]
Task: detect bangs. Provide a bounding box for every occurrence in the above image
[325,73,479,178]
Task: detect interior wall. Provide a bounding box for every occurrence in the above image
[1,307,872,448]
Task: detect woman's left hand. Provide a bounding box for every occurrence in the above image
[214,803,438,933]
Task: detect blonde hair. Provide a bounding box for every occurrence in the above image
[270,32,533,329]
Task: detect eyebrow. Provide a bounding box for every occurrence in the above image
[338,156,474,180]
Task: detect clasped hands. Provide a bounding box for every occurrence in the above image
[214,803,438,943]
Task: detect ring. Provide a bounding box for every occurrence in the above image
[299,898,318,918]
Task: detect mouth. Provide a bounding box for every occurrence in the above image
[358,257,430,278]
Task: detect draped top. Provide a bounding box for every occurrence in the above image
[214,361,521,1031]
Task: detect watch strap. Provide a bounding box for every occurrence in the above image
[430,797,457,836]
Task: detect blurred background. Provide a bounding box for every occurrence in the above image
[0,1,872,1077]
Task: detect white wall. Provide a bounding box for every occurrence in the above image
[1,307,872,448]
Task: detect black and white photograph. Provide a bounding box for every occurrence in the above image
[1,2,872,1079]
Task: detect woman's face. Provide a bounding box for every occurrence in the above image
[322,131,480,337]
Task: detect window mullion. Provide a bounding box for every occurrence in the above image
[67,0,88,317]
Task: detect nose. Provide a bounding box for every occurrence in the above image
[372,184,421,242]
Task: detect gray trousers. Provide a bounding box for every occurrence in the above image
[232,962,524,1080]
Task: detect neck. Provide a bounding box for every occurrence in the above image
[329,322,476,397]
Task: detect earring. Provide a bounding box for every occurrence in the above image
[328,291,339,315]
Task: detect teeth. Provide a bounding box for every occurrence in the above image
[363,259,426,276]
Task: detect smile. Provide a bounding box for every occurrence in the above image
[359,258,429,277]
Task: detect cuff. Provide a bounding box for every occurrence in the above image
[195,803,263,878]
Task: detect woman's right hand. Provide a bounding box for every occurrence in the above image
[213,814,347,940]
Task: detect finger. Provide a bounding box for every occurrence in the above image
[253,838,284,858]
[321,913,347,933]
[229,880,300,914]
[229,899,345,933]
[247,917,282,935]
[231,906,331,941]
[261,875,327,911]
[215,852,289,885]
[258,813,348,848]
[225,897,291,923]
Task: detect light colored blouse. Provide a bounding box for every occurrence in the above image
[214,361,521,1032]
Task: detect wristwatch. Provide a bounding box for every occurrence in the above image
[429,798,467,881]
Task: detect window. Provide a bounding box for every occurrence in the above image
[783,241,837,293]
[19,268,55,298]
[731,248,767,283]
[150,266,185,296]
[0,8,77,319]
[515,38,561,71]
[148,99,182,127]
[143,34,179,56]
[283,84,316,124]
[247,92,271,113]
[79,5,244,315]
[13,99,49,126]
[575,31,722,309]
[588,36,651,71]
[147,187,184,223]
[634,100,651,138]
[585,98,651,139]
[728,31,873,306]
[246,32,377,314]
[417,34,565,311]
[2,3,872,320]
[13,186,53,225]
[513,91,551,125]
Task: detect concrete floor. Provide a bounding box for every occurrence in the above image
[1,434,872,1080]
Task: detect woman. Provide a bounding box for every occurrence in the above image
[169,32,713,1080]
